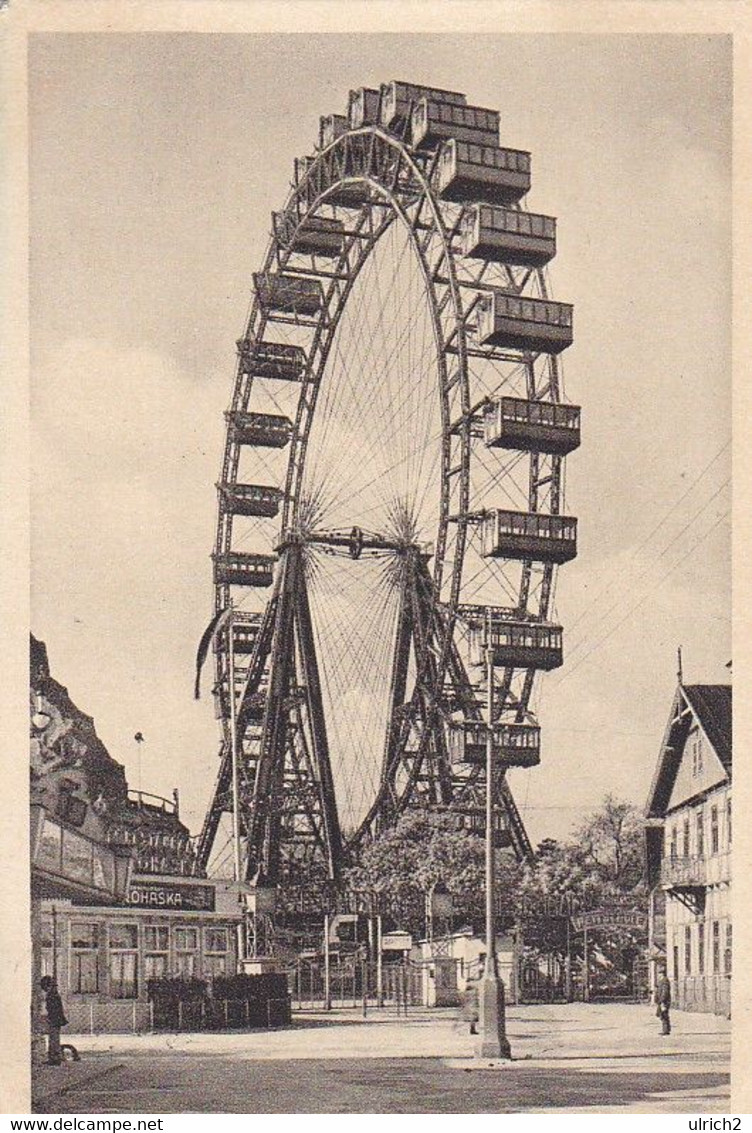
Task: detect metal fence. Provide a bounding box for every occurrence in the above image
[287,960,423,1011]
[65,996,290,1035]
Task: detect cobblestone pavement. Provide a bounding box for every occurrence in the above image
[32,1003,731,1114]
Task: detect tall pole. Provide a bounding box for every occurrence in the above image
[376,914,383,1008]
[229,614,242,885]
[324,913,331,1011]
[475,609,511,1059]
[228,614,246,967]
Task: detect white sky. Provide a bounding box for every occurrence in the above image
[29,32,731,846]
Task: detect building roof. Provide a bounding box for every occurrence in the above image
[645,682,731,819]
[682,684,732,771]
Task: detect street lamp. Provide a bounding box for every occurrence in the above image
[475,609,511,1060]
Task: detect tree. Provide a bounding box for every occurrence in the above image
[345,810,522,935]
[572,793,646,893]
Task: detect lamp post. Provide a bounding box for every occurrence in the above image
[475,609,511,1060]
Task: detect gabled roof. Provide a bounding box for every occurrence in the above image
[645,683,731,818]
[682,685,732,771]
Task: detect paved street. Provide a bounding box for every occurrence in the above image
[33,1003,730,1114]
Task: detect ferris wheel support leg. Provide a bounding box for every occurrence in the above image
[249,548,299,882]
[294,555,344,880]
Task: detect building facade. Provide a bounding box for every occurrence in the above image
[645,683,732,1015]
[38,876,244,1032]
[31,635,244,1035]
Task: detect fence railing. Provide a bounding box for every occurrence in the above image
[65,996,291,1035]
[286,960,423,1011]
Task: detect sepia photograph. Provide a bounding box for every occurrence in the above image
[6,7,742,1117]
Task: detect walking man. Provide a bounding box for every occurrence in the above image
[40,975,68,1064]
[654,966,672,1035]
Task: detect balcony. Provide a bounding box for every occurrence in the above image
[661,856,706,887]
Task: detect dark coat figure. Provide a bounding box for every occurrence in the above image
[40,976,67,1064]
[654,972,671,1035]
[461,981,479,1035]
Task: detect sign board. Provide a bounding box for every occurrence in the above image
[125,880,215,911]
[381,931,413,952]
[571,907,648,933]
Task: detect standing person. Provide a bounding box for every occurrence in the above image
[654,967,672,1035]
[40,976,68,1065]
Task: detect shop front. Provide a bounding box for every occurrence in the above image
[39,874,245,1033]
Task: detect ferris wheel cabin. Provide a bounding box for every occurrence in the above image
[237,338,307,380]
[468,618,564,671]
[448,720,541,768]
[379,81,466,130]
[319,114,348,148]
[212,551,276,588]
[481,509,577,564]
[477,290,574,354]
[411,99,500,150]
[253,272,323,318]
[348,87,381,129]
[461,203,555,265]
[217,483,283,519]
[226,411,293,449]
[214,612,263,655]
[484,397,581,456]
[436,142,531,206]
[273,212,346,258]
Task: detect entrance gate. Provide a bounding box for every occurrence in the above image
[287,958,423,1011]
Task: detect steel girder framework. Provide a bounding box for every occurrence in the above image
[197,83,579,895]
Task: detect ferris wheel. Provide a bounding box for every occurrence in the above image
[197,82,580,897]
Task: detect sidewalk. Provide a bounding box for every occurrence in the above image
[32,1003,731,1114]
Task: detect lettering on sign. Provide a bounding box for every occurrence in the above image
[125,883,215,911]
[571,908,648,933]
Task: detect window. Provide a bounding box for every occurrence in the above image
[725,924,732,976]
[109,924,138,999]
[682,819,690,858]
[698,923,705,975]
[144,925,169,981]
[726,797,732,846]
[709,805,719,855]
[71,921,99,994]
[670,826,678,862]
[712,921,720,974]
[696,810,705,858]
[205,927,230,977]
[175,926,199,977]
[684,925,692,975]
[673,943,679,982]
[691,730,704,777]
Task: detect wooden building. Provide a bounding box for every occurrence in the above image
[645,681,732,1015]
